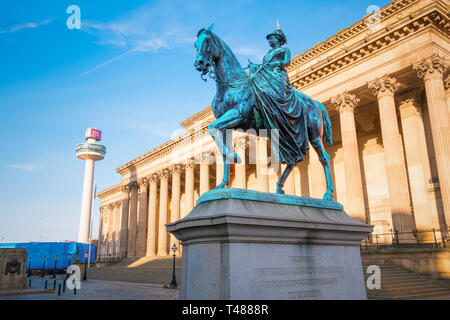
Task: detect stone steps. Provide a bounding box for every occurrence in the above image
[87,257,182,285]
[362,263,450,300]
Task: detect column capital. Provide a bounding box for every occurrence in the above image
[108,203,115,209]
[148,173,158,184]
[114,201,121,208]
[129,181,139,191]
[368,75,400,98]
[138,177,149,188]
[413,53,448,81]
[170,164,183,174]
[120,184,130,194]
[398,90,422,117]
[185,161,196,169]
[198,152,214,164]
[158,169,170,180]
[100,205,108,213]
[331,92,360,113]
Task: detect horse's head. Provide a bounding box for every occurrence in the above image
[194,23,220,79]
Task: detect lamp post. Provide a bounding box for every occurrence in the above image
[27,257,32,277]
[41,256,46,278]
[82,253,88,281]
[52,255,58,278]
[170,244,178,288]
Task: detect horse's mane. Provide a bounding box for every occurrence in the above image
[203,30,246,79]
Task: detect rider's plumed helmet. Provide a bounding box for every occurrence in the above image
[266,21,287,45]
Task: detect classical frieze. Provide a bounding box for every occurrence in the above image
[290,10,449,89]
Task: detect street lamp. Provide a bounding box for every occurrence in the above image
[170,244,178,288]
[27,257,32,277]
[82,253,88,281]
[52,255,58,278]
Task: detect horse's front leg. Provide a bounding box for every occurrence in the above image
[208,108,245,189]
[310,137,334,200]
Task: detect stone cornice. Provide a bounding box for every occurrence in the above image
[289,7,449,90]
[287,0,424,72]
[180,105,215,129]
[96,183,122,199]
[116,109,214,175]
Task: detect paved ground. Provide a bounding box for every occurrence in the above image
[0,277,179,300]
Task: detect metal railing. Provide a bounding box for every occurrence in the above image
[96,253,126,263]
[361,228,449,250]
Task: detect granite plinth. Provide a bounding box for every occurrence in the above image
[166,188,373,300]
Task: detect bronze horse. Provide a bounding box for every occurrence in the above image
[194,25,334,200]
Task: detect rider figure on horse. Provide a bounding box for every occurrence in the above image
[248,26,291,101]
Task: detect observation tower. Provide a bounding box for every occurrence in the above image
[76,128,106,243]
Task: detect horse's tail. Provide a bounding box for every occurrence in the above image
[317,101,333,146]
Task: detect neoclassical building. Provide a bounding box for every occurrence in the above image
[97,0,449,258]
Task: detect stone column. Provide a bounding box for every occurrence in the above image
[293,165,301,196]
[399,92,440,240]
[282,164,295,195]
[158,169,170,256]
[127,182,139,257]
[114,202,121,255]
[119,185,130,257]
[368,75,415,237]
[170,165,182,253]
[136,178,149,257]
[185,162,195,214]
[256,136,269,192]
[104,210,110,256]
[445,75,450,114]
[108,204,114,255]
[98,206,106,257]
[331,92,367,223]
[110,202,118,255]
[299,159,310,197]
[308,145,326,199]
[146,174,158,256]
[235,136,247,189]
[199,154,211,196]
[215,151,224,187]
[414,54,450,229]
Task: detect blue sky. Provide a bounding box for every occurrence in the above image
[0,0,390,243]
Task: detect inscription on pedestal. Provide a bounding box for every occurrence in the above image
[255,255,345,300]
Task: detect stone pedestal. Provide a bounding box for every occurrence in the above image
[167,188,373,300]
[0,248,27,290]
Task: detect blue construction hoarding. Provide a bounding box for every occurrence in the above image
[0,242,96,271]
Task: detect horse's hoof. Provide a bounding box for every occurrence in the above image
[323,192,332,201]
[216,180,230,189]
[276,187,285,195]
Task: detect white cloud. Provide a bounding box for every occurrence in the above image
[4,164,40,171]
[80,1,195,75]
[234,46,266,62]
[0,18,53,35]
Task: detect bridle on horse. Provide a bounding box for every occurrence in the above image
[198,31,264,88]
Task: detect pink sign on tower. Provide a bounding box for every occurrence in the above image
[85,128,102,140]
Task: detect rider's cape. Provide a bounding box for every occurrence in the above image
[249,48,309,165]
